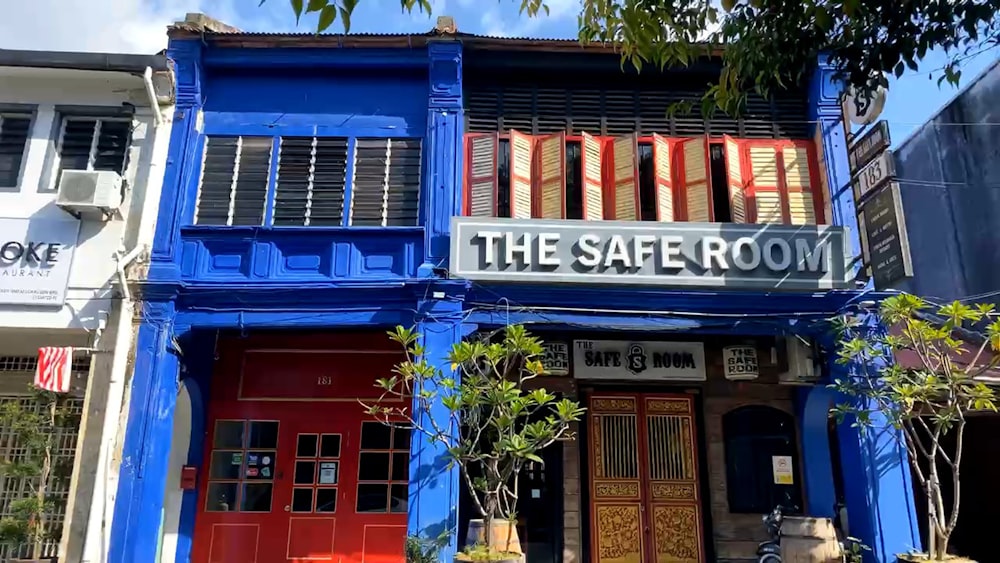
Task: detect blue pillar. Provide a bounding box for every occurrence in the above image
[408,294,473,559]
[809,53,863,277]
[796,385,836,518]
[109,303,182,563]
[419,39,463,276]
[829,322,921,562]
[148,38,204,283]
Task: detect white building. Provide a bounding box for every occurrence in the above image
[0,49,174,561]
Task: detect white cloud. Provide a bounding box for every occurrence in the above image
[477,0,578,38]
[0,0,245,54]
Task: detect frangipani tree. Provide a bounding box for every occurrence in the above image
[831,294,1000,561]
[363,324,585,560]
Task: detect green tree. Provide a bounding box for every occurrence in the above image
[266,0,1000,113]
[831,294,1000,561]
[363,325,585,560]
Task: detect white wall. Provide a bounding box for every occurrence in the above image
[0,65,173,331]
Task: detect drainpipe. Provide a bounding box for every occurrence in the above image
[81,246,144,562]
[142,67,163,127]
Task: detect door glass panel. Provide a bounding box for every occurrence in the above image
[292,488,314,512]
[241,483,273,512]
[359,453,390,481]
[315,488,338,513]
[357,484,389,513]
[206,482,239,512]
[356,422,409,513]
[295,461,317,484]
[248,421,280,448]
[214,420,245,448]
[205,419,277,512]
[294,432,341,513]
[297,434,318,457]
[320,434,341,458]
[210,451,244,480]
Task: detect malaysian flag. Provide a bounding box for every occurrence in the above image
[35,347,73,393]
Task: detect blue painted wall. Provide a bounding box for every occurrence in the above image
[892,59,1000,303]
[110,34,466,563]
[111,32,919,563]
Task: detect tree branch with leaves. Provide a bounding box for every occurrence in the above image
[361,324,585,560]
[830,294,1000,561]
[266,0,1000,115]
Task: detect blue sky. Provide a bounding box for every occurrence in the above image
[2,0,995,145]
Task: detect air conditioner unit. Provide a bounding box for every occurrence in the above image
[778,337,822,385]
[56,170,123,219]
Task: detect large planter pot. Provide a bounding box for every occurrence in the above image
[464,518,523,555]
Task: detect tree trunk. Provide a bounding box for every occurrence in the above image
[33,401,56,560]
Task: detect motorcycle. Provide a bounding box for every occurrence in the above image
[756,505,785,563]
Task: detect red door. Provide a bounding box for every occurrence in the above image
[191,333,409,563]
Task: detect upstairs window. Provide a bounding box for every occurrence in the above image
[51,117,133,191]
[193,135,423,228]
[0,113,32,189]
[463,132,824,226]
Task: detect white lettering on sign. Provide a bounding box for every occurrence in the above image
[472,231,830,273]
[723,346,760,381]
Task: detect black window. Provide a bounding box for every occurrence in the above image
[194,136,272,226]
[722,405,803,514]
[0,113,32,188]
[53,117,132,191]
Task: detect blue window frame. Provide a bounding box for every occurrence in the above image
[192,134,423,228]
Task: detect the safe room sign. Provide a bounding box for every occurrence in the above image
[573,340,707,381]
[723,345,760,381]
[450,217,851,290]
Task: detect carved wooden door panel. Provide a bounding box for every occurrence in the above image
[587,393,703,563]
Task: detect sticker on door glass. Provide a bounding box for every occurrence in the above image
[319,461,339,484]
[261,467,271,478]
[247,468,259,477]
[247,454,259,466]
[231,453,243,466]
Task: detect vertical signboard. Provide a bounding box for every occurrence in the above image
[857,182,913,289]
[847,120,913,288]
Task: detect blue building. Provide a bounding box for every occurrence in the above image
[110,14,921,563]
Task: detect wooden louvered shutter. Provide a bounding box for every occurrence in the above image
[194,135,272,226]
[678,136,712,222]
[782,143,822,225]
[509,129,533,219]
[746,144,784,224]
[723,136,747,224]
[273,136,349,227]
[609,134,639,220]
[0,114,32,187]
[651,134,674,222]
[535,132,566,219]
[465,133,498,217]
[580,132,604,220]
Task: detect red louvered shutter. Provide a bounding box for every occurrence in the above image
[580,132,604,220]
[651,134,675,222]
[745,142,785,223]
[609,133,639,220]
[722,135,747,223]
[509,129,534,219]
[464,133,498,217]
[676,136,712,222]
[534,132,566,219]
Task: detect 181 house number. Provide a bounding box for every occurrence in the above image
[317,376,332,385]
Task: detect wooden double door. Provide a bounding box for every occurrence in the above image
[587,392,704,563]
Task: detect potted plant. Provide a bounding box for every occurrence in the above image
[0,386,75,562]
[831,295,1000,562]
[406,531,450,563]
[364,325,585,562]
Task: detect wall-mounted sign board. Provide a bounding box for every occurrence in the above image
[723,345,759,381]
[858,182,913,289]
[573,340,706,381]
[451,218,852,291]
[848,120,891,171]
[540,342,570,376]
[852,149,896,204]
[0,217,80,307]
